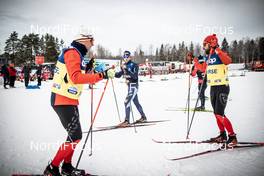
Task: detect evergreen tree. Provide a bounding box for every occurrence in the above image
[171,44,177,61]
[16,33,41,64]
[44,34,59,62]
[29,33,40,55]
[178,41,187,62]
[55,37,60,53]
[237,40,244,63]
[4,31,20,63]
[159,44,165,61]
[39,36,45,54]
[167,48,172,61]
[155,48,159,61]
[189,42,194,55]
[221,38,229,52]
[258,37,264,61]
[252,38,259,62]
[249,39,255,63]
[20,34,34,64]
[230,40,239,63]
[243,38,251,64]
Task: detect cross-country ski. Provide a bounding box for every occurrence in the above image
[167,143,264,161]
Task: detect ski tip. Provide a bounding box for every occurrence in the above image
[152,138,162,143]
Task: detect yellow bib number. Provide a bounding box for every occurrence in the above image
[51,61,84,100]
[207,64,229,86]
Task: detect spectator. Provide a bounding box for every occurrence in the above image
[36,65,42,86]
[8,63,17,88]
[1,64,9,89]
[22,64,31,87]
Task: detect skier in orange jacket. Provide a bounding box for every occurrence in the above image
[44,34,115,176]
[203,34,237,147]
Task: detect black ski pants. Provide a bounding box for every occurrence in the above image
[210,85,230,116]
[52,105,82,142]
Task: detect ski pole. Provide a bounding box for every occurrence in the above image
[186,54,211,139]
[111,78,121,122]
[186,61,191,139]
[76,79,109,168]
[85,67,95,156]
[130,103,137,133]
[184,76,192,114]
[184,60,192,139]
[89,84,94,156]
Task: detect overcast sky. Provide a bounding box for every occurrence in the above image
[0,0,264,55]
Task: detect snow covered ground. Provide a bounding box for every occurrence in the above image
[0,72,264,176]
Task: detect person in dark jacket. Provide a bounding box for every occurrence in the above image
[1,64,9,89]
[22,64,31,87]
[190,55,207,110]
[115,51,147,127]
[8,63,17,88]
[36,65,42,86]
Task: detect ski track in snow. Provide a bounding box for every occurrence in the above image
[0,71,264,176]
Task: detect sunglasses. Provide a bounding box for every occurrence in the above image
[78,38,94,43]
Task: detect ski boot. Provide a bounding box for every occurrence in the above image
[44,163,61,176]
[226,134,238,147]
[61,162,85,176]
[117,120,130,127]
[195,106,205,111]
[135,116,147,123]
[208,131,227,143]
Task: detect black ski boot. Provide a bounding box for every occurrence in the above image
[44,163,61,176]
[135,116,147,123]
[195,106,205,111]
[61,162,85,176]
[226,134,238,147]
[209,131,227,143]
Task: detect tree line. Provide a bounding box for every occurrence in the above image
[1,31,64,65]
[132,37,264,64]
[1,31,263,65]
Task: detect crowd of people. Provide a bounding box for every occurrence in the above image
[0,64,44,88]
[0,63,17,89]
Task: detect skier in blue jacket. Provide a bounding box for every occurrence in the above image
[115,51,147,127]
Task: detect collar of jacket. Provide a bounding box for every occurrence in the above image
[126,60,132,65]
[71,40,88,57]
